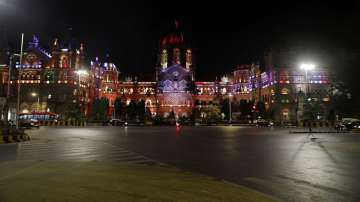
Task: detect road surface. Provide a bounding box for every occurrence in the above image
[1,126,360,202]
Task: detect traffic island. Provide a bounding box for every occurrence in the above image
[0,161,279,202]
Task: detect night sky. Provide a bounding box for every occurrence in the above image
[1,1,360,91]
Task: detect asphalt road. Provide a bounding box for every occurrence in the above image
[1,126,360,202]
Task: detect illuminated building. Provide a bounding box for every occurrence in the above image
[0,29,331,124]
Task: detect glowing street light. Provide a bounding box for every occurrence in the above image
[299,63,316,94]
[300,63,315,71]
[299,63,316,136]
[75,69,88,76]
[31,92,40,112]
[228,93,233,125]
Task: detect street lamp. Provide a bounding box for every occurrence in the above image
[300,63,316,134]
[300,63,315,95]
[228,93,233,125]
[31,92,40,112]
[16,33,24,129]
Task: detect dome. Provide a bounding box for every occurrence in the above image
[160,32,184,47]
[160,20,184,47]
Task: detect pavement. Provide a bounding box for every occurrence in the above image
[0,161,277,202]
[1,126,360,202]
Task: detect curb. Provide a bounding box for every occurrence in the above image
[289,131,349,134]
[352,129,360,133]
[0,134,31,144]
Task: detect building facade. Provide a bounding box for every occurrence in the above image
[0,29,331,124]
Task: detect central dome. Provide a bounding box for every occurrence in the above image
[160,20,184,48]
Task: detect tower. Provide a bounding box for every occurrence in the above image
[99,54,120,117]
[156,20,195,118]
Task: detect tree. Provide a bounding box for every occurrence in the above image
[126,100,137,120]
[169,110,176,120]
[153,114,164,125]
[194,99,200,106]
[201,104,221,123]
[145,107,152,122]
[303,98,324,122]
[136,100,146,122]
[114,98,125,119]
[328,81,353,119]
[256,101,267,119]
[220,98,229,120]
[190,107,200,123]
[239,99,252,118]
[91,98,109,121]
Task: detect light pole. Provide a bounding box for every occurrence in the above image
[300,63,315,134]
[16,33,24,129]
[31,92,40,112]
[300,63,315,96]
[228,93,232,124]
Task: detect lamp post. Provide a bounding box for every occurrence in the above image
[300,63,315,134]
[300,63,315,96]
[31,92,40,112]
[228,93,232,124]
[16,33,24,129]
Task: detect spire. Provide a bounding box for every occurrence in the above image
[28,35,40,49]
[80,43,84,52]
[52,38,59,51]
[54,38,58,46]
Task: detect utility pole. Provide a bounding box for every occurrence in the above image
[16,33,24,129]
[228,93,232,125]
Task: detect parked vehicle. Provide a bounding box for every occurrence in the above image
[108,119,127,126]
[256,119,274,127]
[18,112,59,122]
[336,118,360,131]
[19,119,40,129]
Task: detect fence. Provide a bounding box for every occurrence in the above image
[299,121,335,128]
[38,120,86,127]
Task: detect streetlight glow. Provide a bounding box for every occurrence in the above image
[228,92,233,124]
[300,63,315,71]
[30,92,40,112]
[75,69,88,75]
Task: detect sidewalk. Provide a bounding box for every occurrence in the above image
[0,161,279,202]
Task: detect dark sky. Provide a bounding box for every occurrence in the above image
[1,0,360,88]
